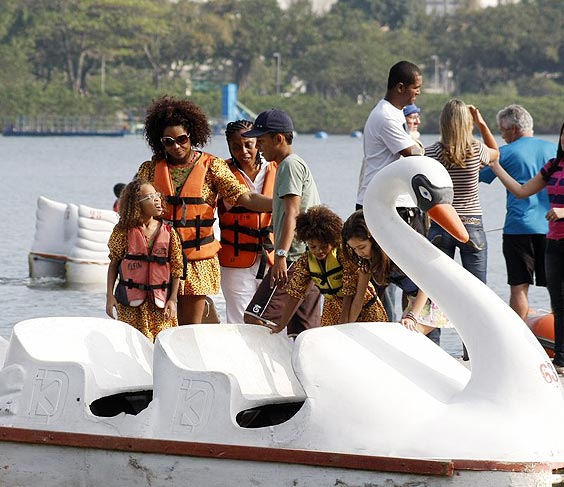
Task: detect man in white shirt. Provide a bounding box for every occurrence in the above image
[357,60,424,210]
[356,60,424,324]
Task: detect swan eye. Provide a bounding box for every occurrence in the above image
[418,186,432,201]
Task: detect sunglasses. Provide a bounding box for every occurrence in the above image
[139,192,162,203]
[160,134,190,147]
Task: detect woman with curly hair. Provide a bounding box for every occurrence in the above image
[105,179,183,341]
[342,210,450,342]
[218,120,277,323]
[137,96,272,324]
[268,206,387,332]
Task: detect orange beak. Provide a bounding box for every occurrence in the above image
[427,204,469,243]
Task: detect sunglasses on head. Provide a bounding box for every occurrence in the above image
[160,133,190,147]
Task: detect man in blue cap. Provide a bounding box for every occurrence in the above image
[403,104,423,150]
[242,109,322,336]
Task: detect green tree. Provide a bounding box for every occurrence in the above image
[428,0,563,93]
[209,0,284,89]
[21,0,164,95]
[333,0,424,29]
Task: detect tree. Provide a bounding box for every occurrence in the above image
[293,6,423,99]
[428,0,563,93]
[333,0,424,30]
[21,0,164,95]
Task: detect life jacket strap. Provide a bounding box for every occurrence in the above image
[182,234,215,250]
[172,217,215,228]
[319,287,341,295]
[125,254,168,265]
[227,206,261,215]
[165,195,205,206]
[219,223,272,238]
[256,249,268,280]
[119,279,170,291]
[310,265,342,286]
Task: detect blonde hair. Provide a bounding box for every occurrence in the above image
[439,99,476,168]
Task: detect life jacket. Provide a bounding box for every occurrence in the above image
[308,248,344,297]
[153,154,220,261]
[116,224,171,308]
[218,160,276,276]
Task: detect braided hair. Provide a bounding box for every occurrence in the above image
[225,120,261,169]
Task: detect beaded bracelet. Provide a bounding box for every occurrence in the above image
[404,311,417,322]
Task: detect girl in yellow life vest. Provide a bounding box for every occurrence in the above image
[106,179,183,342]
[218,120,277,323]
[269,206,387,333]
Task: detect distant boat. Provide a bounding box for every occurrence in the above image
[2,115,128,137]
[3,128,127,137]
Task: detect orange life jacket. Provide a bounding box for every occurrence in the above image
[116,224,172,308]
[153,154,220,261]
[218,160,276,275]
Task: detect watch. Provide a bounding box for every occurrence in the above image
[275,249,288,258]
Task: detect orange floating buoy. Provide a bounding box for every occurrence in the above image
[526,311,554,358]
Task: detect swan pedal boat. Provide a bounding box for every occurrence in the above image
[3,156,563,486]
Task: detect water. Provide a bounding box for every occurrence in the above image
[1,133,558,356]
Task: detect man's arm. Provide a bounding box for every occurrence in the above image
[399,145,425,157]
[270,194,301,288]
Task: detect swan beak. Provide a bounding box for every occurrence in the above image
[427,204,469,243]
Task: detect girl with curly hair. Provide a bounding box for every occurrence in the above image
[105,179,183,341]
[342,210,451,342]
[137,96,272,324]
[268,206,387,332]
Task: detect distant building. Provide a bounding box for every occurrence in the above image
[277,0,336,13]
[196,0,518,16]
[426,0,519,15]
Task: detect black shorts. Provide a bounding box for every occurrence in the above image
[502,234,547,287]
[244,263,321,337]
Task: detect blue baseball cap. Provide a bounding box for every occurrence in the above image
[242,109,294,137]
[403,104,421,117]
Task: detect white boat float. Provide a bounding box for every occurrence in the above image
[4,156,563,486]
[28,196,117,285]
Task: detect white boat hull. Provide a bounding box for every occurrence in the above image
[28,252,66,280]
[0,428,559,487]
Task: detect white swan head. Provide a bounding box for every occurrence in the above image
[365,155,469,246]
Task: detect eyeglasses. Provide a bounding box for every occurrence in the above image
[160,134,190,147]
[139,192,161,203]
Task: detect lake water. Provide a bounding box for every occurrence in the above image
[1,132,559,356]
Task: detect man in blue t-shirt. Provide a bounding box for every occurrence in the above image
[480,105,557,320]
